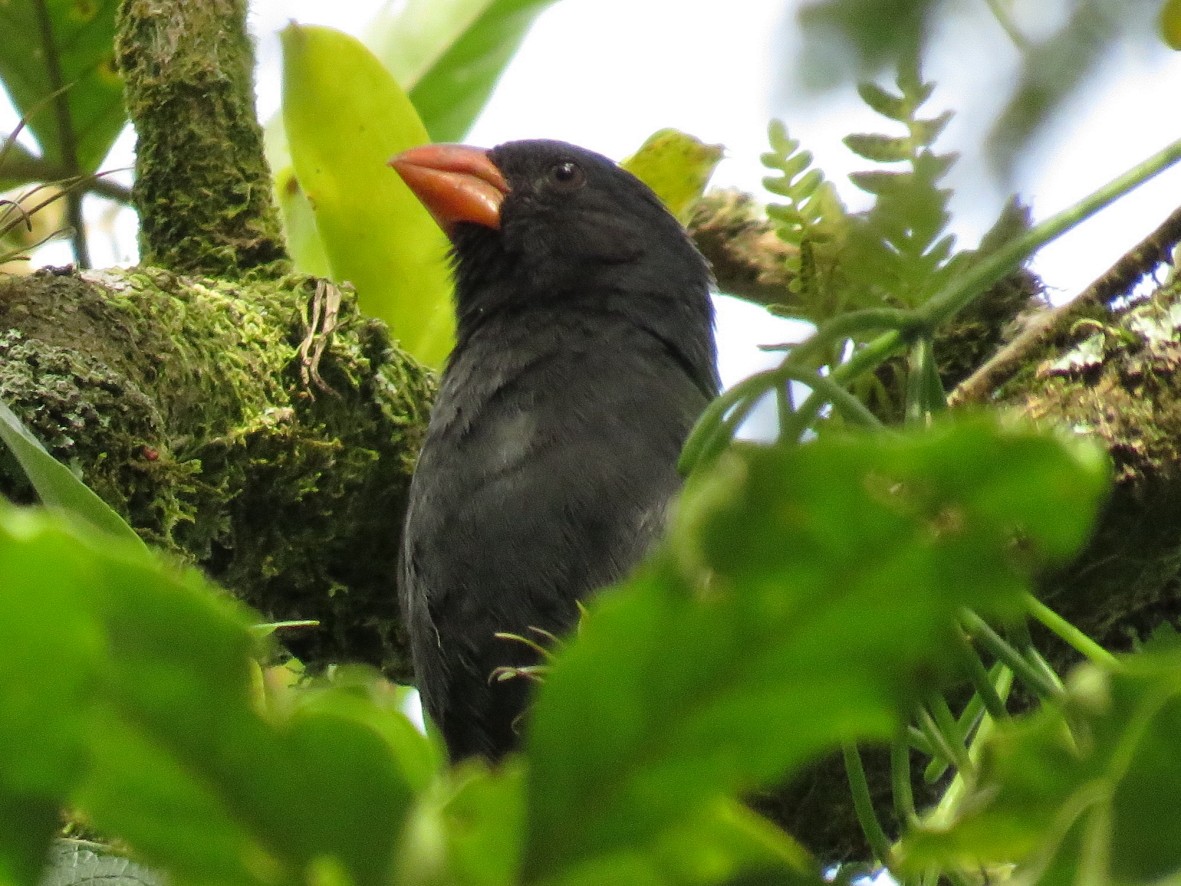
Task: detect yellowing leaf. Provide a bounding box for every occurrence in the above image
[281,24,454,367]
[621,129,724,225]
[1161,0,1181,49]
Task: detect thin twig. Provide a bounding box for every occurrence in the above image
[951,202,1181,405]
[32,0,89,267]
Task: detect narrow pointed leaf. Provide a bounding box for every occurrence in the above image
[0,399,142,546]
[0,0,125,173]
[369,0,562,143]
[857,81,909,121]
[844,133,912,164]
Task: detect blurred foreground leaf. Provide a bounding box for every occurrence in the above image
[901,648,1181,884]
[0,506,435,886]
[525,417,1108,881]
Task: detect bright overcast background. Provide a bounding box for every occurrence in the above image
[5,0,1181,384]
[247,0,1181,385]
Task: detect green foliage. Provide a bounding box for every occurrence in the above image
[760,64,963,331]
[743,62,1181,437]
[794,0,1170,172]
[761,120,847,321]
[0,0,124,186]
[2,7,1181,886]
[0,415,1113,886]
[280,24,454,368]
[1164,0,1181,49]
[369,0,562,145]
[842,63,959,311]
[901,647,1181,884]
[0,504,438,886]
[687,64,1181,884]
[524,418,1105,883]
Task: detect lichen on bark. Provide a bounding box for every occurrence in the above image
[992,272,1181,656]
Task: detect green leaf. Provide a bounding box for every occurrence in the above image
[856,81,909,121]
[911,110,953,148]
[1163,0,1181,49]
[0,140,43,192]
[901,650,1181,884]
[524,418,1108,880]
[272,165,331,278]
[0,506,434,886]
[281,23,454,368]
[0,509,104,886]
[395,763,525,886]
[844,133,912,164]
[620,129,724,225]
[369,0,563,144]
[0,0,125,174]
[0,399,143,546]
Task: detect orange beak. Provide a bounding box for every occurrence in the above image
[389,144,509,235]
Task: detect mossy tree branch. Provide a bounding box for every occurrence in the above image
[0,1,437,678]
[0,268,433,680]
[114,0,288,276]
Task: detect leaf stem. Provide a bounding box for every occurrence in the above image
[959,609,1062,701]
[843,743,894,866]
[1025,594,1120,669]
[891,734,917,827]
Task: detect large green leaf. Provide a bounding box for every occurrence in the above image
[0,0,125,182]
[0,506,435,886]
[0,512,102,886]
[281,24,454,368]
[369,0,561,143]
[523,419,1109,880]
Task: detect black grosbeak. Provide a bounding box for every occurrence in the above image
[391,139,718,761]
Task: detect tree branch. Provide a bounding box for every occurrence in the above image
[32,0,90,268]
[687,188,796,307]
[952,202,1181,405]
[114,0,287,276]
[0,267,434,680]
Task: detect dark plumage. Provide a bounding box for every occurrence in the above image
[392,139,718,761]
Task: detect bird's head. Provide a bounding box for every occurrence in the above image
[389,139,713,323]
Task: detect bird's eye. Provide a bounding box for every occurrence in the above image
[547,160,585,191]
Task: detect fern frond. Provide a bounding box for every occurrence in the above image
[842,64,960,309]
[760,119,848,316]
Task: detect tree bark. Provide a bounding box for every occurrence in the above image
[0,266,433,681]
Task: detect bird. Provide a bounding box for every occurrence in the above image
[391,139,719,761]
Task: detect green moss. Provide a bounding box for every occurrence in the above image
[0,267,435,679]
[994,276,1181,657]
[115,0,288,276]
